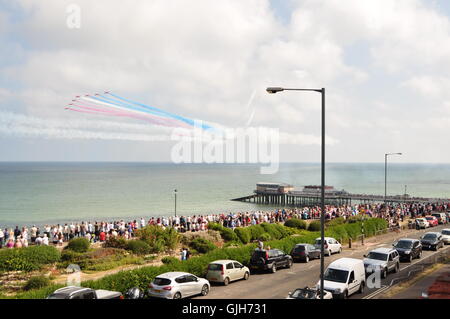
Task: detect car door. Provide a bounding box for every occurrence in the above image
[347,271,359,295]
[328,239,335,253]
[225,262,235,281]
[309,244,320,258]
[233,262,244,280]
[175,275,189,297]
[185,275,199,296]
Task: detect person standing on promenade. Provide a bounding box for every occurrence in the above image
[30,225,37,243]
[0,228,4,248]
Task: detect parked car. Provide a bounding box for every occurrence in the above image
[420,232,444,251]
[47,286,123,299]
[425,216,439,227]
[290,244,321,263]
[287,287,332,299]
[431,213,448,224]
[249,248,293,273]
[441,229,450,245]
[206,260,250,285]
[147,272,210,299]
[314,237,342,256]
[393,238,422,262]
[363,248,400,278]
[316,258,366,299]
[415,218,429,229]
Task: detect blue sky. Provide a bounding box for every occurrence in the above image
[1,0,450,163]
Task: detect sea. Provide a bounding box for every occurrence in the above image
[1,162,450,228]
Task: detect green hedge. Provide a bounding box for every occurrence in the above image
[189,238,216,254]
[24,276,51,291]
[67,238,90,253]
[136,226,180,253]
[207,223,239,242]
[126,240,151,255]
[234,228,251,244]
[308,220,321,232]
[0,246,61,272]
[284,218,307,230]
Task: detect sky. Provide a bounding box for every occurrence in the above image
[1,0,450,163]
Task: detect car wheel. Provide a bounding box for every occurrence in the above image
[201,284,209,296]
[338,247,342,254]
[223,277,230,286]
[305,255,309,263]
[243,272,249,280]
[271,264,277,273]
[173,292,182,299]
[343,290,348,299]
[382,268,387,279]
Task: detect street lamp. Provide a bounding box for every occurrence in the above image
[174,189,177,217]
[384,153,402,205]
[266,86,326,299]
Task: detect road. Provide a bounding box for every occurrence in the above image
[195,224,450,299]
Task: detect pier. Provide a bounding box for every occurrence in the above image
[231,183,450,206]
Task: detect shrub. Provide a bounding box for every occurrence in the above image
[234,227,251,244]
[189,238,216,254]
[308,220,321,232]
[104,237,128,250]
[161,256,180,265]
[0,246,61,272]
[284,218,307,230]
[24,276,51,291]
[61,250,84,262]
[136,225,180,253]
[326,217,346,227]
[248,224,265,241]
[67,237,90,253]
[126,240,151,255]
[259,233,272,241]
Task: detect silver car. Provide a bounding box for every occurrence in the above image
[148,272,210,299]
[363,248,400,278]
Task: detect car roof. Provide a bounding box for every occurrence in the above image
[53,286,91,295]
[369,247,394,254]
[397,238,418,242]
[423,232,440,236]
[209,260,239,265]
[328,258,362,270]
[156,272,193,279]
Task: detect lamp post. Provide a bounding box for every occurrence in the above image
[174,189,177,217]
[266,86,325,299]
[384,153,402,206]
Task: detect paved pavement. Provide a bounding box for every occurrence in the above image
[194,224,450,299]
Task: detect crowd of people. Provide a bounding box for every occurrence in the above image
[0,202,448,249]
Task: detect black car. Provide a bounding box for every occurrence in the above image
[420,232,444,251]
[393,238,422,262]
[290,244,321,263]
[249,248,293,273]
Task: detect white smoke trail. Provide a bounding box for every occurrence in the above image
[0,111,173,141]
[0,111,337,145]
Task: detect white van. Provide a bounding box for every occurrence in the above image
[316,257,365,299]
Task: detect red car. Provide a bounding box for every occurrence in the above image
[425,216,439,227]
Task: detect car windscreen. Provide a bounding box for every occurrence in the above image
[153,278,171,286]
[208,264,222,271]
[290,289,316,299]
[395,241,413,249]
[442,230,450,235]
[366,252,388,261]
[423,234,437,240]
[324,268,349,283]
[294,246,306,251]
